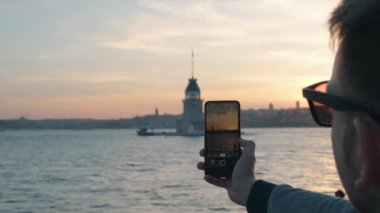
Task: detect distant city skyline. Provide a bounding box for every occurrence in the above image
[0,1,338,119]
[7,101,307,120]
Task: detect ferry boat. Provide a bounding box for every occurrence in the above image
[137,128,180,136]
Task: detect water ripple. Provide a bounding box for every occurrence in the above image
[0,128,340,213]
[90,203,112,209]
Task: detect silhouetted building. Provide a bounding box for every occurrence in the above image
[176,51,204,135]
[269,103,274,111]
[176,77,204,135]
[155,107,159,116]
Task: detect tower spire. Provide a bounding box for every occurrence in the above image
[191,49,194,79]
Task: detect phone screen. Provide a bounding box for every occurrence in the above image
[204,101,241,178]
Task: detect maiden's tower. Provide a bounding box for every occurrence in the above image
[176,51,204,136]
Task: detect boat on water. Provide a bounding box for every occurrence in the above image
[136,128,155,136]
[136,128,203,137]
[137,128,180,136]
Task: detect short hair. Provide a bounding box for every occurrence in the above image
[329,0,380,107]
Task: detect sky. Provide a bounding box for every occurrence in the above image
[0,0,340,119]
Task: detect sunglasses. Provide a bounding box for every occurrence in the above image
[302,81,380,127]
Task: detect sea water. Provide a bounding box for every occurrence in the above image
[0,128,341,212]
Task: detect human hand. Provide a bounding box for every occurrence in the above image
[197,138,256,206]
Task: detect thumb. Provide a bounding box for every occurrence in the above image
[233,139,256,178]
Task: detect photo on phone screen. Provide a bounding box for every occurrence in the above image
[204,101,241,178]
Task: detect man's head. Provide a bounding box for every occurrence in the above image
[328,0,380,212]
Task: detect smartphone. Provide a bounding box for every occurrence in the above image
[204,100,241,178]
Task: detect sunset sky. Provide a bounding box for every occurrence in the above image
[0,0,339,119]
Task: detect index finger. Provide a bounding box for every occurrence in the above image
[204,175,230,189]
[199,149,205,157]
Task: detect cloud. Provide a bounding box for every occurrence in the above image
[101,0,336,55]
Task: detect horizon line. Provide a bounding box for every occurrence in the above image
[0,106,310,121]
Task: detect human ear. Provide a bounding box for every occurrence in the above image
[353,115,380,189]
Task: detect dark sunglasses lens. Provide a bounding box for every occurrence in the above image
[313,101,333,126]
[315,82,328,93]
